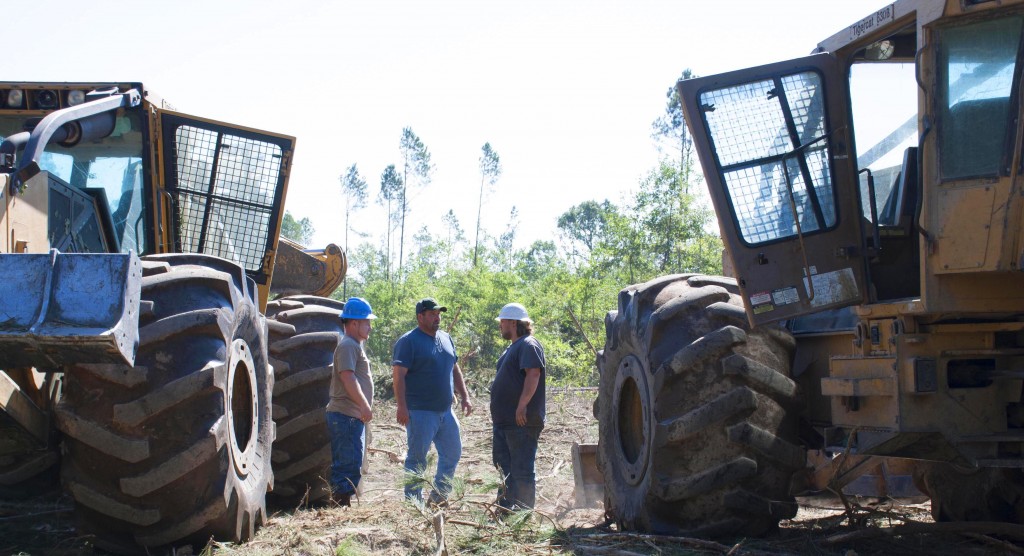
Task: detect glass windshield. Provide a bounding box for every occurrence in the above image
[0,112,148,254]
[700,70,836,245]
[937,15,1023,180]
[849,62,917,224]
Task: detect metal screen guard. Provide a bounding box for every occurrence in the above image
[161,113,292,285]
[700,71,835,246]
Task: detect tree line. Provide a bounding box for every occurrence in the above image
[281,70,722,392]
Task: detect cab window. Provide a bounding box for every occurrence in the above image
[937,15,1023,180]
[849,61,917,225]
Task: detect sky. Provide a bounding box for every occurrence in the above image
[7,0,890,261]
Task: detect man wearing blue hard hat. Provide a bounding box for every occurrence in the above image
[326,297,377,506]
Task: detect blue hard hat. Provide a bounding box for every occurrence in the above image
[340,297,377,320]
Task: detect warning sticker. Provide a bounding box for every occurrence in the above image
[750,292,771,305]
[749,291,774,314]
[772,287,800,306]
[803,267,859,307]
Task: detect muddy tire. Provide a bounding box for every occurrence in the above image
[265,295,345,507]
[55,255,274,554]
[914,463,1024,523]
[597,274,803,537]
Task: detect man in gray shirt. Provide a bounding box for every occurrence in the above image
[490,302,546,510]
[326,297,377,506]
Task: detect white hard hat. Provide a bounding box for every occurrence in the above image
[496,302,531,322]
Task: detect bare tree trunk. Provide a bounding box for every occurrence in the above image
[343,202,349,298]
[385,198,392,282]
[399,182,407,277]
[473,176,484,267]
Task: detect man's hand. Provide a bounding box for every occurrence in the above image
[515,368,541,427]
[359,405,373,423]
[460,397,474,417]
[396,404,409,426]
[515,403,528,426]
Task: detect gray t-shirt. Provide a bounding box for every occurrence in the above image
[489,335,546,426]
[327,333,374,419]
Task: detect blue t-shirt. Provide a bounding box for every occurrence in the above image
[392,328,458,411]
[490,335,546,426]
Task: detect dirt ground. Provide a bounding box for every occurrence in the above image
[2,388,1023,555]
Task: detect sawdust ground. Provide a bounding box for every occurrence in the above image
[2,389,1020,555]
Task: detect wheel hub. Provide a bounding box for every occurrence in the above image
[613,355,652,486]
[226,338,259,477]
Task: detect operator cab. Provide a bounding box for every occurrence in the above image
[679,2,1024,325]
[0,82,296,293]
[0,87,148,254]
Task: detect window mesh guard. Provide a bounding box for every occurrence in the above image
[169,125,284,275]
[700,71,834,245]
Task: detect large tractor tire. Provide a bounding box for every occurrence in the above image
[914,463,1024,523]
[265,295,345,507]
[597,274,803,537]
[55,255,274,554]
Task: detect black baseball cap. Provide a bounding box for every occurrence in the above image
[415,298,448,313]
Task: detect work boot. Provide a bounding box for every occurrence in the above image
[427,490,448,508]
[332,491,352,507]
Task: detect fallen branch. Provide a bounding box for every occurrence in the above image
[432,510,448,556]
[446,306,462,334]
[575,547,647,556]
[824,520,1024,544]
[538,459,565,480]
[573,533,784,556]
[0,508,72,522]
[448,519,496,530]
[367,447,402,463]
[566,305,599,359]
[962,532,1024,554]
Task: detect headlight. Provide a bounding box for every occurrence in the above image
[67,89,86,106]
[4,89,24,108]
[34,90,58,109]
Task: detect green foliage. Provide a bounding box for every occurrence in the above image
[333,538,365,556]
[280,211,314,245]
[556,199,616,264]
[330,108,723,387]
[340,184,718,388]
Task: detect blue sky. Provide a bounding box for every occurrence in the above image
[8,0,888,257]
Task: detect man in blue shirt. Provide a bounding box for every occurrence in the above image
[392,298,473,503]
[490,302,546,511]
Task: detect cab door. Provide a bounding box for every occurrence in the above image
[678,53,866,325]
[157,110,296,289]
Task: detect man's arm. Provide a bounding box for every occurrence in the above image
[393,365,410,426]
[339,370,372,423]
[515,368,541,426]
[453,362,473,416]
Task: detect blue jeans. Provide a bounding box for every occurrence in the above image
[327,412,365,496]
[405,408,462,500]
[492,425,542,509]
